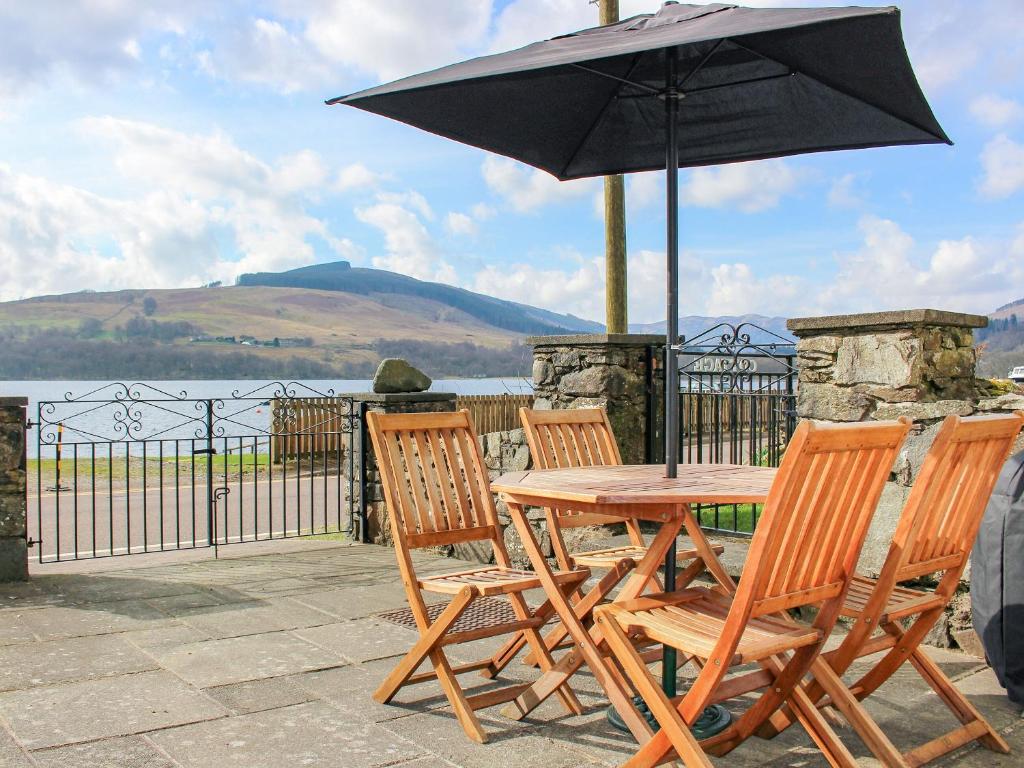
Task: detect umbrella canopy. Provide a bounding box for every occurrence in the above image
[330,2,949,180]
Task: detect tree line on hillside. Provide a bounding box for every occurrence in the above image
[0,323,531,380]
[976,314,1024,378]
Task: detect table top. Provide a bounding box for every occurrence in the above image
[493,463,777,506]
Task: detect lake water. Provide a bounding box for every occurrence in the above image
[4,378,532,458]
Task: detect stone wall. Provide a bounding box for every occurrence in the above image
[788,309,1024,652]
[0,398,28,582]
[529,334,664,464]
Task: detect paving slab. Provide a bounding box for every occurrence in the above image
[204,676,316,715]
[0,634,157,691]
[29,735,175,768]
[19,599,173,640]
[149,700,425,768]
[294,657,511,723]
[120,622,212,650]
[154,630,344,688]
[0,725,33,768]
[296,617,421,664]
[174,596,336,639]
[290,581,442,620]
[35,574,200,604]
[0,613,35,647]
[379,710,600,768]
[0,670,228,749]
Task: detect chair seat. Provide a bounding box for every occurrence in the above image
[420,565,586,597]
[613,588,822,665]
[840,574,945,622]
[572,542,724,569]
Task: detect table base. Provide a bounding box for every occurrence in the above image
[605,701,732,740]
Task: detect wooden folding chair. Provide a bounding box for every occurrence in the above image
[501,407,723,667]
[366,410,591,743]
[595,417,912,768]
[763,411,1024,767]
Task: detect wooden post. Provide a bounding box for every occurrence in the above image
[600,0,627,335]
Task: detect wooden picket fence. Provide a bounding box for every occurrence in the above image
[270,397,354,463]
[457,393,534,434]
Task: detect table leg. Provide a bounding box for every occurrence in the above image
[500,502,652,740]
[681,504,737,593]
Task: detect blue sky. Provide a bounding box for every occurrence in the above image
[0,1,1022,324]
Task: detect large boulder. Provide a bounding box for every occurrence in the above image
[372,358,432,393]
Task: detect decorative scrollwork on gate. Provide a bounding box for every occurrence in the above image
[678,321,797,394]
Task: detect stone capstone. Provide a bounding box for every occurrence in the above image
[371,359,432,394]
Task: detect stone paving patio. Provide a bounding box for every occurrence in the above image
[0,540,1020,767]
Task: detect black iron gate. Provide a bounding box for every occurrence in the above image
[677,322,798,536]
[29,382,367,563]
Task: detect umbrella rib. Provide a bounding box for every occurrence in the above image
[729,39,952,144]
[561,54,649,179]
[569,62,659,95]
[676,38,727,90]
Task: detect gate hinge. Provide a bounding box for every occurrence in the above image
[24,419,35,430]
[25,536,38,549]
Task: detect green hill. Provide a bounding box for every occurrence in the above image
[0,262,604,379]
[237,261,602,336]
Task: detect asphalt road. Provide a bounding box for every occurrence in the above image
[28,472,353,562]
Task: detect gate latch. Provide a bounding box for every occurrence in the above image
[192,448,218,455]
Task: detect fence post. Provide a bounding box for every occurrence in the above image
[0,397,28,581]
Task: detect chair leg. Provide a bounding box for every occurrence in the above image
[374,587,476,704]
[522,559,634,667]
[808,656,911,768]
[906,645,1010,755]
[597,611,712,768]
[429,647,489,744]
[504,591,584,717]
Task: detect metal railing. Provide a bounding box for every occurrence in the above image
[30,382,366,563]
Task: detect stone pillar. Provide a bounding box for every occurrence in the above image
[354,392,457,546]
[529,334,665,464]
[0,397,28,582]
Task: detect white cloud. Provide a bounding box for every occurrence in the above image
[165,2,498,95]
[335,162,385,192]
[818,216,1024,314]
[680,160,802,212]
[827,173,868,209]
[900,0,1024,93]
[0,118,359,300]
[0,1,207,96]
[273,149,328,194]
[482,155,598,213]
[979,134,1024,199]
[970,94,1024,128]
[355,192,451,281]
[628,172,662,210]
[195,17,335,94]
[471,202,496,221]
[445,211,476,236]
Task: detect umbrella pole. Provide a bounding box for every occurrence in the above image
[662,46,680,698]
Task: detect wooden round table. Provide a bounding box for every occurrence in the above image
[492,463,776,740]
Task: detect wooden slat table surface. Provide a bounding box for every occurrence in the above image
[493,463,777,507]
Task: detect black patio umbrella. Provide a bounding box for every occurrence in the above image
[328,0,948,717]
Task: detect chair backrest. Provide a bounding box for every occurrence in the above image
[733,418,912,622]
[519,407,627,528]
[885,412,1024,583]
[366,409,509,563]
[520,407,623,468]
